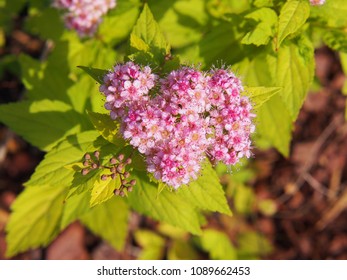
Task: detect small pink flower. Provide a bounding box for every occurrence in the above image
[309,0,325,5]
[99,63,255,188]
[53,0,116,37]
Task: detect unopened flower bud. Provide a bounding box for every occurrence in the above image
[114,189,120,196]
[111,173,116,180]
[110,157,117,165]
[124,158,132,165]
[92,163,98,169]
[101,174,108,181]
[130,179,136,186]
[94,151,100,159]
[120,191,125,197]
[81,169,89,176]
[116,164,124,173]
[117,154,125,162]
[83,161,89,167]
[84,153,91,160]
[127,186,133,192]
[123,172,130,179]
[110,167,116,173]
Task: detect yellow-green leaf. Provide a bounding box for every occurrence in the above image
[277,0,310,48]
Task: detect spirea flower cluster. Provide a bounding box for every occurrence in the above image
[53,0,116,37]
[309,0,325,5]
[99,62,255,188]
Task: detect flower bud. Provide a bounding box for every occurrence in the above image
[81,169,89,176]
[101,174,108,181]
[114,189,120,196]
[94,151,100,159]
[130,179,136,186]
[117,154,125,162]
[84,153,91,160]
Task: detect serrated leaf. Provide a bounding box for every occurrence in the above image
[78,66,108,84]
[241,8,277,46]
[148,0,208,49]
[244,86,281,109]
[90,175,121,207]
[135,230,165,260]
[200,229,237,260]
[198,19,245,68]
[6,185,68,257]
[26,131,100,187]
[0,100,91,151]
[323,30,347,52]
[276,36,314,120]
[177,161,231,215]
[18,53,72,103]
[61,189,91,229]
[131,4,170,64]
[81,196,129,251]
[98,0,140,45]
[127,171,202,235]
[130,33,150,52]
[257,94,292,156]
[232,53,292,156]
[87,111,125,146]
[277,0,310,48]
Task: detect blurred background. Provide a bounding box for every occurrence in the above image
[1,0,347,260]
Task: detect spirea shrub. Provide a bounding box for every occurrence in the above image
[99,62,254,188]
[2,0,347,259]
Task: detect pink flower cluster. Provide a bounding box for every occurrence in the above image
[99,62,255,188]
[309,0,325,5]
[53,0,116,37]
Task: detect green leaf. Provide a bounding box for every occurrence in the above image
[131,4,170,64]
[127,171,202,235]
[323,30,347,52]
[0,100,90,151]
[241,8,277,46]
[277,0,310,48]
[167,240,200,260]
[232,53,292,156]
[177,161,231,215]
[276,36,314,120]
[87,111,125,146]
[237,231,272,259]
[244,86,281,109]
[311,0,347,28]
[61,189,91,229]
[78,66,108,84]
[198,19,245,68]
[148,0,208,49]
[98,0,140,45]
[26,131,100,187]
[90,175,121,207]
[6,184,68,257]
[253,0,274,8]
[200,229,237,260]
[230,183,255,214]
[81,197,129,251]
[18,53,72,104]
[135,230,165,260]
[256,94,292,156]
